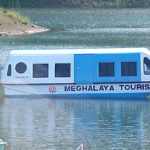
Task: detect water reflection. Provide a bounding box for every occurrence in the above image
[0,97,150,150]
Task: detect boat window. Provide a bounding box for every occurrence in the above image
[7,64,11,76]
[15,62,27,74]
[99,62,114,77]
[55,63,71,77]
[144,57,150,75]
[33,64,48,78]
[121,62,137,76]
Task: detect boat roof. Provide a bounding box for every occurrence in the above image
[10,48,150,56]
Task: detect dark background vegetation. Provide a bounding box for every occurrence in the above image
[0,0,150,8]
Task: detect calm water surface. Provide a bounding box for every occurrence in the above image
[1,8,150,150]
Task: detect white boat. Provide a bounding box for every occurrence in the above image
[1,48,150,99]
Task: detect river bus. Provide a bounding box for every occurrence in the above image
[1,48,150,99]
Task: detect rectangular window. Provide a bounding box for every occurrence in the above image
[99,62,114,77]
[121,62,137,76]
[144,57,150,75]
[33,64,48,78]
[55,63,71,77]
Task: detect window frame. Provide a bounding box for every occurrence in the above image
[99,62,115,77]
[55,63,71,78]
[144,57,150,75]
[7,64,11,76]
[33,64,49,78]
[121,62,137,76]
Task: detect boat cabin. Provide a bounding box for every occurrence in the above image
[1,48,150,85]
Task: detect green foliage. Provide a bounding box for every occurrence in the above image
[0,8,29,25]
[21,17,29,25]
[6,10,29,25]
[1,0,150,8]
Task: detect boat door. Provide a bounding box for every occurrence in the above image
[74,54,94,84]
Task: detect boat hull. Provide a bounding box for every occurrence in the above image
[2,82,150,99]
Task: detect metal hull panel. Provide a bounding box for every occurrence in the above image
[3,82,150,99]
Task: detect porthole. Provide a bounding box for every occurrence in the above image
[15,62,27,73]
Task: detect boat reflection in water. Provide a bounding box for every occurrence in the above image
[0,97,150,150]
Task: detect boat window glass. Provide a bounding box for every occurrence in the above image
[121,62,137,76]
[33,64,48,78]
[55,63,71,77]
[99,62,114,77]
[7,64,11,76]
[144,57,150,75]
[15,62,27,74]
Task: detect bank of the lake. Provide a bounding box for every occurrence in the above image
[0,9,49,36]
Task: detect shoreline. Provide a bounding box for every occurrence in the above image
[0,9,50,36]
[0,24,50,36]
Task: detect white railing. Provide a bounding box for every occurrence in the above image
[0,139,7,150]
[76,144,84,150]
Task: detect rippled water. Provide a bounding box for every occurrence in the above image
[1,98,150,150]
[1,9,150,66]
[1,8,150,150]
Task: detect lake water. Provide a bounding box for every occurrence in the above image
[1,8,150,150]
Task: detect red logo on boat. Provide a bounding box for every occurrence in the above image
[49,86,56,94]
